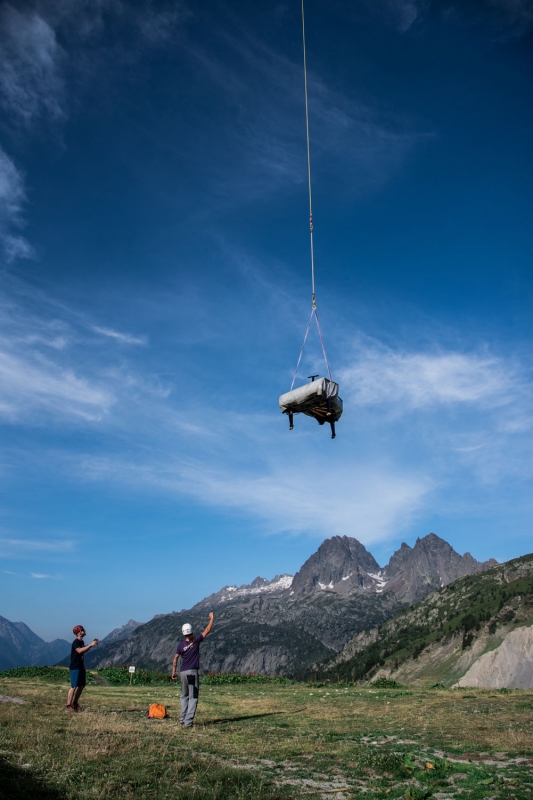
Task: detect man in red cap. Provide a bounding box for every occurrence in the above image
[66,625,98,711]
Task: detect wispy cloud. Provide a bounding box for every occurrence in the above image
[0,3,64,127]
[340,342,524,412]
[0,347,114,424]
[72,446,431,545]
[372,0,533,37]
[31,572,60,579]
[0,1,189,131]
[0,146,33,261]
[0,538,75,558]
[92,326,147,346]
[184,15,428,202]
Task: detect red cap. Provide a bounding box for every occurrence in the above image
[72,625,85,635]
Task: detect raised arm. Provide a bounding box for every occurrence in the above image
[202,612,214,638]
[75,639,98,654]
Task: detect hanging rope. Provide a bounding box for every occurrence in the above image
[289,0,333,391]
[302,0,316,311]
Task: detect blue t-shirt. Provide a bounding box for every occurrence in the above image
[176,634,204,671]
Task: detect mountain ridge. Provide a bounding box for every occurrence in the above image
[0,615,70,670]
[84,532,498,675]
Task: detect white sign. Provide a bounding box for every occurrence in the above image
[128,666,136,673]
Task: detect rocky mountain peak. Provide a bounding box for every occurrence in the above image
[291,535,381,595]
[250,577,269,589]
[383,532,498,603]
[102,619,143,644]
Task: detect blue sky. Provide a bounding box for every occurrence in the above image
[1,0,532,642]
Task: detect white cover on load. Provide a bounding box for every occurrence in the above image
[279,377,338,412]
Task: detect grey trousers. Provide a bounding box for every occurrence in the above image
[180,669,199,726]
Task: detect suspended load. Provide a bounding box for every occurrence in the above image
[279,376,343,439]
[279,0,343,441]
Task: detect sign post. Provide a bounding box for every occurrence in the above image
[129,665,136,685]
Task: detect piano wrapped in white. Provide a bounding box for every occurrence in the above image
[279,377,343,438]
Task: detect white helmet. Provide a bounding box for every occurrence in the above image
[182,623,193,636]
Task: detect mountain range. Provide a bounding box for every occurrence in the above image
[0,616,70,671]
[83,533,497,675]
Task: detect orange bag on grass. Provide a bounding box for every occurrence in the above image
[148,703,168,719]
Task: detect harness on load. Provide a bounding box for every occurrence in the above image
[279,0,343,440]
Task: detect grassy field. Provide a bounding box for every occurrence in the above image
[1,672,532,799]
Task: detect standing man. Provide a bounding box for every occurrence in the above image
[172,612,214,728]
[66,625,98,712]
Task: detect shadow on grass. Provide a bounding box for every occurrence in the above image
[0,757,67,800]
[201,709,306,725]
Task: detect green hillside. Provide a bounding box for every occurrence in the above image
[309,553,533,686]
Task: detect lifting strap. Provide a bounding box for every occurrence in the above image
[290,307,333,392]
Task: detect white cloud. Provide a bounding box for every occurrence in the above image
[72,450,431,544]
[92,326,147,346]
[341,344,522,411]
[175,461,431,544]
[0,146,33,262]
[31,572,59,579]
[0,346,114,424]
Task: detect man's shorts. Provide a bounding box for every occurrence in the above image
[70,669,86,688]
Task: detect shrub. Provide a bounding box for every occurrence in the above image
[98,666,173,685]
[0,666,70,682]
[370,677,402,688]
[201,672,293,685]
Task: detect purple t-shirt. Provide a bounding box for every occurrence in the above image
[176,634,204,671]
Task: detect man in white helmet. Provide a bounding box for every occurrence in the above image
[171,612,214,727]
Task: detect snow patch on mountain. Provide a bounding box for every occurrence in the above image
[218,574,293,602]
[367,571,387,593]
